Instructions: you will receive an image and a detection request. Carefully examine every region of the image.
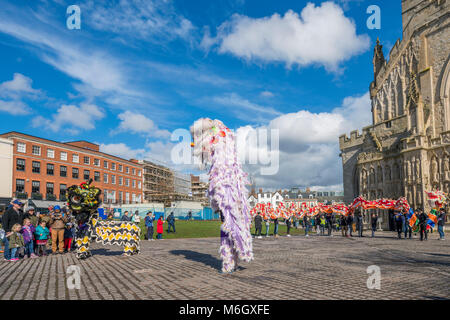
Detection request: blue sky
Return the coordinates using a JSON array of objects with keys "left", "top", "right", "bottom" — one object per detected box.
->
[{"left": 0, "top": 0, "right": 403, "bottom": 191}]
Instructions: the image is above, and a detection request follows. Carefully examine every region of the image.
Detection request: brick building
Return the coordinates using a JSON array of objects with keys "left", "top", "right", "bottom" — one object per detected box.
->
[{"left": 0, "top": 132, "right": 144, "bottom": 207}]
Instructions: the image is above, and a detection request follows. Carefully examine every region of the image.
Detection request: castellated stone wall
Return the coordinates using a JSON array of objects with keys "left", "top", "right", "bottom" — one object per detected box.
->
[{"left": 339, "top": 0, "right": 450, "bottom": 229}]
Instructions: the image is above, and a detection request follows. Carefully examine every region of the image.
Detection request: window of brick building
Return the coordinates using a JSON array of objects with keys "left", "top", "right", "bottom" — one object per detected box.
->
[
  {"left": 60, "top": 151, "right": 68, "bottom": 161},
  {"left": 60, "top": 184, "right": 67, "bottom": 199},
  {"left": 60, "top": 165, "right": 67, "bottom": 177},
  {"left": 47, "top": 163, "right": 54, "bottom": 175},
  {"left": 111, "top": 163, "right": 116, "bottom": 170},
  {"left": 32, "top": 181, "right": 40, "bottom": 193},
  {"left": 16, "top": 179, "right": 25, "bottom": 192},
  {"left": 32, "top": 161, "right": 40, "bottom": 173},
  {"left": 16, "top": 158, "right": 25, "bottom": 171},
  {"left": 32, "top": 145, "right": 41, "bottom": 156},
  {"left": 72, "top": 168, "right": 79, "bottom": 179},
  {"left": 84, "top": 170, "right": 90, "bottom": 180},
  {"left": 73, "top": 154, "right": 79, "bottom": 163},
  {"left": 46, "top": 182, "right": 54, "bottom": 195},
  {"left": 47, "top": 149, "right": 55, "bottom": 158},
  {"left": 94, "top": 171, "right": 100, "bottom": 182},
  {"left": 17, "top": 142, "right": 26, "bottom": 153},
  {"left": 111, "top": 175, "right": 116, "bottom": 184},
  {"left": 94, "top": 158, "right": 100, "bottom": 166},
  {"left": 119, "top": 176, "right": 123, "bottom": 186},
  {"left": 119, "top": 164, "right": 123, "bottom": 172},
  {"left": 84, "top": 156, "right": 90, "bottom": 165},
  {"left": 104, "top": 160, "right": 109, "bottom": 169},
  {"left": 104, "top": 173, "right": 108, "bottom": 183}
]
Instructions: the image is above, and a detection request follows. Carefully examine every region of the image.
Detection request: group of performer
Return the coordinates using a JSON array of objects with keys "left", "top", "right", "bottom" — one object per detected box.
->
[{"left": 251, "top": 206, "right": 447, "bottom": 241}]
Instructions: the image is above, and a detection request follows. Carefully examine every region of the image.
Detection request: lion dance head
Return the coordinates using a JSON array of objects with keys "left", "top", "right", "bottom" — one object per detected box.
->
[{"left": 67, "top": 179, "right": 102, "bottom": 224}]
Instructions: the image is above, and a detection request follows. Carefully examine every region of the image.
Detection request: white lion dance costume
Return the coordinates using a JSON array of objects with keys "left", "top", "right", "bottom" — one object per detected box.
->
[{"left": 190, "top": 118, "right": 253, "bottom": 273}]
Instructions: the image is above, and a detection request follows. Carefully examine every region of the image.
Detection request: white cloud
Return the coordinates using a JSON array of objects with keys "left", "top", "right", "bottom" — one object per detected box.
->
[
  {"left": 0, "top": 100, "right": 31, "bottom": 115},
  {"left": 236, "top": 92, "right": 371, "bottom": 190},
  {"left": 146, "top": 61, "right": 231, "bottom": 87},
  {"left": 260, "top": 91, "right": 274, "bottom": 98},
  {"left": 207, "top": 1, "right": 370, "bottom": 71},
  {"left": 100, "top": 143, "right": 145, "bottom": 160},
  {"left": 84, "top": 0, "right": 195, "bottom": 43},
  {"left": 212, "top": 92, "right": 282, "bottom": 122},
  {"left": 116, "top": 111, "right": 171, "bottom": 138},
  {"left": 0, "top": 73, "right": 40, "bottom": 95},
  {"left": 0, "top": 73, "right": 40, "bottom": 115},
  {"left": 33, "top": 103, "right": 105, "bottom": 133},
  {"left": 0, "top": 4, "right": 160, "bottom": 114}
]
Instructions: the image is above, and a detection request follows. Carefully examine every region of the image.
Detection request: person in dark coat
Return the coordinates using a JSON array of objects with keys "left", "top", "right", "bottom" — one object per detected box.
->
[
  {"left": 346, "top": 213, "right": 354, "bottom": 237},
  {"left": 340, "top": 215, "right": 348, "bottom": 237},
  {"left": 325, "top": 212, "right": 333, "bottom": 236},
  {"left": 403, "top": 212, "right": 412, "bottom": 239},
  {"left": 315, "top": 215, "right": 321, "bottom": 235},
  {"left": 167, "top": 212, "right": 176, "bottom": 233},
  {"left": 120, "top": 211, "right": 131, "bottom": 221},
  {"left": 254, "top": 212, "right": 263, "bottom": 238},
  {"left": 437, "top": 207, "right": 446, "bottom": 240},
  {"left": 303, "top": 215, "right": 310, "bottom": 237},
  {"left": 417, "top": 209, "right": 428, "bottom": 241},
  {"left": 394, "top": 210, "right": 403, "bottom": 239},
  {"left": 2, "top": 200, "right": 24, "bottom": 260},
  {"left": 356, "top": 212, "right": 364, "bottom": 237},
  {"left": 285, "top": 216, "right": 292, "bottom": 237},
  {"left": 144, "top": 211, "right": 155, "bottom": 241},
  {"left": 371, "top": 213, "right": 378, "bottom": 238}
]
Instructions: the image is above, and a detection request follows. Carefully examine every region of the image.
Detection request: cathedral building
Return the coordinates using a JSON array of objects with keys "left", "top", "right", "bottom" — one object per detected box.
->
[{"left": 339, "top": 0, "right": 449, "bottom": 228}]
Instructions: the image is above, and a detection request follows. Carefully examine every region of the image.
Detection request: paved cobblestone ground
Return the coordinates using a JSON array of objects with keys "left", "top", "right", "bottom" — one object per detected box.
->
[{"left": 0, "top": 231, "right": 449, "bottom": 300}]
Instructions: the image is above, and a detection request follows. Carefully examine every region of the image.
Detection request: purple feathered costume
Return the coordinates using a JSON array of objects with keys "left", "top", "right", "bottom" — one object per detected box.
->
[{"left": 191, "top": 118, "right": 253, "bottom": 273}]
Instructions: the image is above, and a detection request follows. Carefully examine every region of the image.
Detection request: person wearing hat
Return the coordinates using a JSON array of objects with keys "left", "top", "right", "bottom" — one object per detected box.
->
[
  {"left": 25, "top": 207, "right": 39, "bottom": 228},
  {"left": 64, "top": 222, "right": 75, "bottom": 252},
  {"left": 2, "top": 200, "right": 24, "bottom": 260},
  {"left": 49, "top": 205, "right": 68, "bottom": 254}
]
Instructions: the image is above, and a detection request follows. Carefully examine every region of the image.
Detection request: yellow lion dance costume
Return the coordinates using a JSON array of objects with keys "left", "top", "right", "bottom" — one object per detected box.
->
[{"left": 67, "top": 181, "right": 140, "bottom": 259}]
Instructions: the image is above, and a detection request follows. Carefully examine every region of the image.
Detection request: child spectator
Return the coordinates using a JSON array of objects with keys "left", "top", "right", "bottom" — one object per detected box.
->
[
  {"left": 7, "top": 223, "right": 24, "bottom": 261},
  {"left": 39, "top": 212, "right": 51, "bottom": 228},
  {"left": 64, "top": 223, "right": 75, "bottom": 252},
  {"left": 156, "top": 216, "right": 164, "bottom": 239},
  {"left": 21, "top": 218, "right": 37, "bottom": 258},
  {"left": 35, "top": 221, "right": 50, "bottom": 256}
]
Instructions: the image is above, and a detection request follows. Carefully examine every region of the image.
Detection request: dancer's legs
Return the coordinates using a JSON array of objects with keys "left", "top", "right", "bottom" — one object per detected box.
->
[{"left": 220, "top": 230, "right": 237, "bottom": 273}]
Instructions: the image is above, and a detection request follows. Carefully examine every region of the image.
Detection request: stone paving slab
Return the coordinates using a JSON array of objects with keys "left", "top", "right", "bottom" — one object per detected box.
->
[{"left": 0, "top": 231, "right": 449, "bottom": 300}]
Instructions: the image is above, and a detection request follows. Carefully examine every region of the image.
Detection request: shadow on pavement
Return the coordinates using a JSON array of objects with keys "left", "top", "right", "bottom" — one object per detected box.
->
[
  {"left": 170, "top": 250, "right": 222, "bottom": 270},
  {"left": 90, "top": 248, "right": 123, "bottom": 256}
]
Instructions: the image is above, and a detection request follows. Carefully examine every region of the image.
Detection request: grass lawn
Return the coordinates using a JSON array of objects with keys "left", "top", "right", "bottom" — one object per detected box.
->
[{"left": 136, "top": 220, "right": 314, "bottom": 240}]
